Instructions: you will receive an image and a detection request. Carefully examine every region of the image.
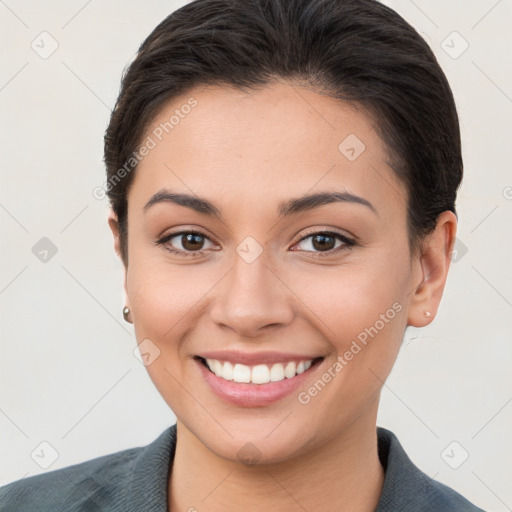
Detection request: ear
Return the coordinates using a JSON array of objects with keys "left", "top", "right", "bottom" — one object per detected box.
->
[
  {"left": 107, "top": 207, "right": 122, "bottom": 259},
  {"left": 407, "top": 211, "right": 457, "bottom": 327},
  {"left": 107, "top": 207, "right": 129, "bottom": 295}
]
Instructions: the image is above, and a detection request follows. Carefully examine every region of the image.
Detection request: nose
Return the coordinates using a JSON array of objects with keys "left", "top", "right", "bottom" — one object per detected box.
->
[{"left": 209, "top": 250, "right": 294, "bottom": 339}]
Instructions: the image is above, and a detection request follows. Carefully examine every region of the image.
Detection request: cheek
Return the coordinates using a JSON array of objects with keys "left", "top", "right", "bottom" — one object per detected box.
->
[
  {"left": 291, "top": 268, "right": 407, "bottom": 419},
  {"left": 290, "top": 257, "right": 409, "bottom": 387},
  {"left": 126, "top": 261, "right": 200, "bottom": 349},
  {"left": 296, "top": 257, "right": 407, "bottom": 335},
  {"left": 125, "top": 262, "right": 201, "bottom": 411}
]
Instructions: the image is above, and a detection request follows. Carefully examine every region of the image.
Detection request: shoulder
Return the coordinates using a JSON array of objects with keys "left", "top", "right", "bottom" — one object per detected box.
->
[
  {"left": 0, "top": 425, "right": 177, "bottom": 512},
  {"left": 0, "top": 446, "right": 140, "bottom": 512},
  {"left": 376, "top": 427, "right": 487, "bottom": 512}
]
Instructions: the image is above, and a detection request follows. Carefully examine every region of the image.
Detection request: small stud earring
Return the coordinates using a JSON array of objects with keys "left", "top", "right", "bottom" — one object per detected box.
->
[
  {"left": 423, "top": 310, "right": 431, "bottom": 318},
  {"left": 123, "top": 306, "right": 132, "bottom": 323}
]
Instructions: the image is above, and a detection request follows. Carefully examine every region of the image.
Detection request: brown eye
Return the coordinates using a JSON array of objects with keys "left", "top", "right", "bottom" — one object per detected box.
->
[
  {"left": 293, "top": 230, "right": 355, "bottom": 257},
  {"left": 180, "top": 233, "right": 206, "bottom": 251},
  {"left": 156, "top": 230, "right": 215, "bottom": 257},
  {"left": 311, "top": 233, "right": 337, "bottom": 251}
]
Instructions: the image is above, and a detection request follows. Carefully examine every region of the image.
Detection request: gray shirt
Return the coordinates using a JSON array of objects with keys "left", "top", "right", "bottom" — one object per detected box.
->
[{"left": 0, "top": 425, "right": 486, "bottom": 511}]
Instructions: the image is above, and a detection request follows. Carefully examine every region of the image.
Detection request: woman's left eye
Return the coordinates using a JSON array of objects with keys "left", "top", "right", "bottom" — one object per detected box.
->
[
  {"left": 292, "top": 231, "right": 355, "bottom": 257},
  {"left": 156, "top": 229, "right": 355, "bottom": 258}
]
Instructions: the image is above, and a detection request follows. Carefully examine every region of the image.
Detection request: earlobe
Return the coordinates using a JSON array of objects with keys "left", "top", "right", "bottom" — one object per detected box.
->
[{"left": 407, "top": 211, "right": 457, "bottom": 327}]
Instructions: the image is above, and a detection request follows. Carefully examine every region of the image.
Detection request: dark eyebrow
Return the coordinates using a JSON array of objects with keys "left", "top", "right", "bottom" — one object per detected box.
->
[
  {"left": 143, "top": 189, "right": 223, "bottom": 217},
  {"left": 143, "top": 188, "right": 377, "bottom": 218},
  {"left": 278, "top": 190, "right": 377, "bottom": 217}
]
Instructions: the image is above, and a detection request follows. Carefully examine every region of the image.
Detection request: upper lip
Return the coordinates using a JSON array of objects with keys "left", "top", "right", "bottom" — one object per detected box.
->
[{"left": 195, "top": 350, "right": 324, "bottom": 365}]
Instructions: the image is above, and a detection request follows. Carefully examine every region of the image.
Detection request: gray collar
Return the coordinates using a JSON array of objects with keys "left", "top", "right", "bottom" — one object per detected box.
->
[{"left": 125, "top": 424, "right": 484, "bottom": 511}]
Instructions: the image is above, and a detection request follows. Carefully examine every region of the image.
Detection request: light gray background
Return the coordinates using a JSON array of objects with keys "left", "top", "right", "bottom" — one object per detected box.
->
[{"left": 0, "top": 1, "right": 511, "bottom": 510}]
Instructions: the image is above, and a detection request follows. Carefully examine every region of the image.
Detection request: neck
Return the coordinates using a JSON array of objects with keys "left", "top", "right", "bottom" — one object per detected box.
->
[{"left": 168, "top": 404, "right": 385, "bottom": 512}]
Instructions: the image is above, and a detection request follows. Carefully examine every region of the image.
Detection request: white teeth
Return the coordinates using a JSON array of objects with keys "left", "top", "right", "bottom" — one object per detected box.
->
[
  {"left": 251, "top": 364, "right": 271, "bottom": 384},
  {"left": 233, "top": 363, "right": 251, "bottom": 383},
  {"left": 207, "top": 359, "right": 222, "bottom": 377},
  {"left": 203, "top": 358, "right": 316, "bottom": 384},
  {"left": 222, "top": 361, "right": 234, "bottom": 381},
  {"left": 270, "top": 363, "right": 285, "bottom": 381},
  {"left": 284, "top": 361, "right": 296, "bottom": 379}
]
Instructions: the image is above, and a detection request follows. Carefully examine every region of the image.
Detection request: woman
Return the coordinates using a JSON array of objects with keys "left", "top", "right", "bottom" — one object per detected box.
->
[{"left": 0, "top": 0, "right": 487, "bottom": 510}]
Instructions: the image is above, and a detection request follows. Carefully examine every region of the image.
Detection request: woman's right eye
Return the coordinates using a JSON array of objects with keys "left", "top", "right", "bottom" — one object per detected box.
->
[{"left": 156, "top": 230, "right": 216, "bottom": 257}]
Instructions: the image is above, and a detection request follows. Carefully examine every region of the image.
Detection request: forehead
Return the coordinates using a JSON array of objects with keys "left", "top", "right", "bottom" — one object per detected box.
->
[{"left": 127, "top": 80, "right": 406, "bottom": 221}]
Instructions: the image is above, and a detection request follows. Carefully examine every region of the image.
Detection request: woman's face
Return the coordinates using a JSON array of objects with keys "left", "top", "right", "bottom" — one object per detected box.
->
[{"left": 112, "top": 80, "right": 431, "bottom": 463}]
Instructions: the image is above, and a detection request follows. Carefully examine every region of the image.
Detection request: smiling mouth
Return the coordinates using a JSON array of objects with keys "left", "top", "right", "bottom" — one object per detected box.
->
[{"left": 194, "top": 356, "right": 324, "bottom": 384}]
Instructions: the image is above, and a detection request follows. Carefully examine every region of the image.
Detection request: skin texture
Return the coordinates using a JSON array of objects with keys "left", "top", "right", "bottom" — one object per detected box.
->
[{"left": 108, "top": 80, "right": 457, "bottom": 511}]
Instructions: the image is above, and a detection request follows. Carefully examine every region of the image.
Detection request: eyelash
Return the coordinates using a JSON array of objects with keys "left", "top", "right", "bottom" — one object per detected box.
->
[{"left": 155, "top": 227, "right": 356, "bottom": 259}]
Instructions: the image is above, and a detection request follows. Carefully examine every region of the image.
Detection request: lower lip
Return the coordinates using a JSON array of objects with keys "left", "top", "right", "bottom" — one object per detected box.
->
[{"left": 195, "top": 358, "right": 324, "bottom": 407}]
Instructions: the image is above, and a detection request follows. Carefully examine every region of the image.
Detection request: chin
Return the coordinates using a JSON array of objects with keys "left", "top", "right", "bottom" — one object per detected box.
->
[{"left": 190, "top": 415, "right": 323, "bottom": 466}]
